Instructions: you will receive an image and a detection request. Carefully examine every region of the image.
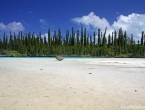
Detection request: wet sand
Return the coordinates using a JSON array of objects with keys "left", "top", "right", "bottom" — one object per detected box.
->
[{"left": 0, "top": 58, "right": 145, "bottom": 110}]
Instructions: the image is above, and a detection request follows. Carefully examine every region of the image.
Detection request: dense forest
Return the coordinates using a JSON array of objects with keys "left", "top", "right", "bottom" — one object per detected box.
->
[{"left": 0, "top": 27, "right": 145, "bottom": 57}]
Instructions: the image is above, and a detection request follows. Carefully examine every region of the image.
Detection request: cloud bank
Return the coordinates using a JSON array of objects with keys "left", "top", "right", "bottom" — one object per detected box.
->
[
  {"left": 72, "top": 12, "right": 145, "bottom": 39},
  {"left": 0, "top": 21, "right": 25, "bottom": 33}
]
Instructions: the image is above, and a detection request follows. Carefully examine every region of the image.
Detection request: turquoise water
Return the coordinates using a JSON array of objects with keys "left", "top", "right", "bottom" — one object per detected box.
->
[
  {"left": 0, "top": 56, "right": 144, "bottom": 62},
  {"left": 0, "top": 57, "right": 144, "bottom": 71},
  {"left": 0, "top": 56, "right": 144, "bottom": 59}
]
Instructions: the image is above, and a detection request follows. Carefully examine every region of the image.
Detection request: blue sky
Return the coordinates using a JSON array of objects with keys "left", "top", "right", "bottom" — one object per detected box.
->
[{"left": 0, "top": 0, "right": 145, "bottom": 40}]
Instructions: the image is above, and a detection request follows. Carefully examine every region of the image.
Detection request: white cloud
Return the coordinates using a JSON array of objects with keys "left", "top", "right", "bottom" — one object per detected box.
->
[
  {"left": 72, "top": 12, "right": 114, "bottom": 36},
  {"left": 0, "top": 21, "right": 25, "bottom": 33},
  {"left": 39, "top": 19, "right": 48, "bottom": 29},
  {"left": 72, "top": 12, "right": 145, "bottom": 40},
  {"left": 112, "top": 13, "right": 145, "bottom": 39},
  {"left": 41, "top": 31, "right": 54, "bottom": 39},
  {"left": 29, "top": 11, "right": 34, "bottom": 14},
  {"left": 39, "top": 19, "right": 48, "bottom": 26},
  {"left": 21, "top": 20, "right": 31, "bottom": 27},
  {"left": 72, "top": 12, "right": 108, "bottom": 29},
  {"left": 41, "top": 33, "right": 48, "bottom": 39}
]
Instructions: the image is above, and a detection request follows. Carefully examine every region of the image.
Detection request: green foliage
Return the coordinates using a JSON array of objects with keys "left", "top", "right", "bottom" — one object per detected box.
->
[
  {"left": 0, "top": 27, "right": 145, "bottom": 57},
  {"left": 6, "top": 50, "right": 24, "bottom": 56}
]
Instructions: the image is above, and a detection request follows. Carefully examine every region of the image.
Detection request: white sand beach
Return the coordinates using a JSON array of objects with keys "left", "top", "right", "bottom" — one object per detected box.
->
[{"left": 0, "top": 58, "right": 145, "bottom": 110}]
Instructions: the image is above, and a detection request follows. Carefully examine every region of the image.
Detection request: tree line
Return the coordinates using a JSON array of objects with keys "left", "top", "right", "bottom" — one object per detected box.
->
[{"left": 0, "top": 27, "right": 145, "bottom": 57}]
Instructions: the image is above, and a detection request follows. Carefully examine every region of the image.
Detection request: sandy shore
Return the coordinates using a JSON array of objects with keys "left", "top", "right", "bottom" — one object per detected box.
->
[{"left": 0, "top": 58, "right": 145, "bottom": 110}]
